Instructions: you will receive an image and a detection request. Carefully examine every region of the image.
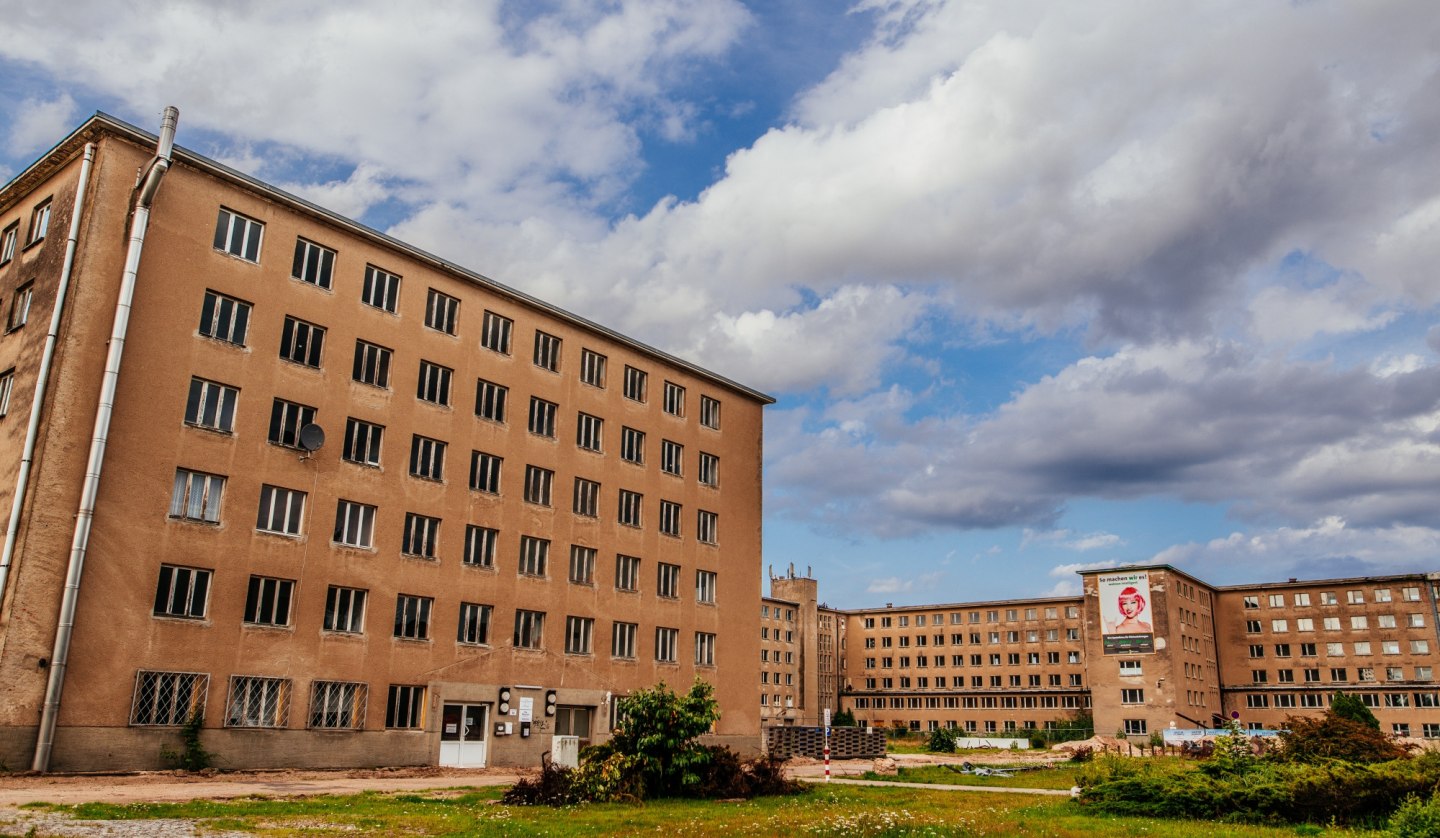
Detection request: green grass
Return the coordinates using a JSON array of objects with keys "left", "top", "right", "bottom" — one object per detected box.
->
[
  {"left": 28, "top": 784, "right": 1386, "bottom": 837},
  {"left": 859, "top": 763, "right": 1084, "bottom": 789}
]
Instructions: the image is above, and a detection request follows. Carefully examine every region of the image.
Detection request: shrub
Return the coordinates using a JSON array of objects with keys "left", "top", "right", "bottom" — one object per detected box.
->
[
  {"left": 502, "top": 760, "right": 580, "bottom": 806},
  {"left": 1331, "top": 691, "right": 1381, "bottom": 729},
  {"left": 1068, "top": 746, "right": 1094, "bottom": 763},
  {"left": 1390, "top": 792, "right": 1440, "bottom": 837},
  {"left": 609, "top": 678, "right": 720, "bottom": 797},
  {"left": 926, "top": 726, "right": 959, "bottom": 753},
  {"left": 1277, "top": 711, "right": 1410, "bottom": 764},
  {"left": 831, "top": 708, "right": 857, "bottom": 728}
]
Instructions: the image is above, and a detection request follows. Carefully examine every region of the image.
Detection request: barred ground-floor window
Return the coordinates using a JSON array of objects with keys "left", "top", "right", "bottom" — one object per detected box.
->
[
  {"left": 130, "top": 670, "right": 209, "bottom": 726},
  {"left": 226, "top": 675, "right": 291, "bottom": 728},
  {"left": 309, "top": 680, "right": 368, "bottom": 730}
]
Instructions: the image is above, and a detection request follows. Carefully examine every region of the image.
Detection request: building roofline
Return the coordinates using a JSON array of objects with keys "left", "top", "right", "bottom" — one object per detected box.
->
[
  {"left": 2, "top": 112, "right": 775, "bottom": 406},
  {"left": 835, "top": 594, "right": 1083, "bottom": 615},
  {"left": 1213, "top": 571, "right": 1437, "bottom": 592}
]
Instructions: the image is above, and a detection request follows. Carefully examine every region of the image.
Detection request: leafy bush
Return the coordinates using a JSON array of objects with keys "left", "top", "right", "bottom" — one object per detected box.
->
[
  {"left": 609, "top": 678, "right": 720, "bottom": 797},
  {"left": 502, "top": 760, "right": 580, "bottom": 806},
  {"left": 1390, "top": 792, "right": 1440, "bottom": 837},
  {"left": 926, "top": 727, "right": 959, "bottom": 753},
  {"left": 831, "top": 708, "right": 857, "bottom": 728},
  {"left": 1277, "top": 711, "right": 1410, "bottom": 764},
  {"left": 1331, "top": 691, "right": 1381, "bottom": 729},
  {"left": 1076, "top": 751, "right": 1440, "bottom": 826}
]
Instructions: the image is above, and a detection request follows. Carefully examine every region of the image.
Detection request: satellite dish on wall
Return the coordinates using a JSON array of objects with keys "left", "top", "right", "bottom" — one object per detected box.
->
[{"left": 298, "top": 423, "right": 326, "bottom": 453}]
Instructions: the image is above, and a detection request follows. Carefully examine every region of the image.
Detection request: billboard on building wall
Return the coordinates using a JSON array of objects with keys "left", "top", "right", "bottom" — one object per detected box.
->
[{"left": 1098, "top": 570, "right": 1155, "bottom": 654}]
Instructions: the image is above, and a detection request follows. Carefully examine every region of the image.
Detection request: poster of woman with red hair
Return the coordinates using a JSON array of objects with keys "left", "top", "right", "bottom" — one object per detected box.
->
[{"left": 1098, "top": 571, "right": 1155, "bottom": 653}]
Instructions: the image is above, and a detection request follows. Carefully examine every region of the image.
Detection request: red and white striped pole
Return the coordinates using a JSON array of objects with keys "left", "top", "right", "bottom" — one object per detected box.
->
[{"left": 824, "top": 708, "right": 832, "bottom": 782}]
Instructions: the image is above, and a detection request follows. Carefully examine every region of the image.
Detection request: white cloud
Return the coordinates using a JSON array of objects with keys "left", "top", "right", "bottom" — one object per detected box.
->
[
  {"left": 6, "top": 93, "right": 77, "bottom": 157},
  {"left": 866, "top": 576, "right": 912, "bottom": 594}
]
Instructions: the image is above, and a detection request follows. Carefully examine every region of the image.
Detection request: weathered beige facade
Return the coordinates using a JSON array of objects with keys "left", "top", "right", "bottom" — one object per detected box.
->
[{"left": 0, "top": 114, "right": 771, "bottom": 771}]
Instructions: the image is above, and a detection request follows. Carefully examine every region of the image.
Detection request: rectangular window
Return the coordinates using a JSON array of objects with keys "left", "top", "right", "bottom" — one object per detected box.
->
[
  {"left": 481, "top": 310, "right": 512, "bottom": 354},
  {"left": 268, "top": 398, "right": 316, "bottom": 448},
  {"left": 458, "top": 602, "right": 492, "bottom": 644},
  {"left": 573, "top": 477, "right": 599, "bottom": 517},
  {"left": 393, "top": 594, "right": 433, "bottom": 640},
  {"left": 577, "top": 413, "right": 603, "bottom": 452},
  {"left": 185, "top": 378, "right": 238, "bottom": 433},
  {"left": 402, "top": 512, "right": 440, "bottom": 559},
  {"left": 697, "top": 510, "right": 718, "bottom": 545},
  {"left": 620, "top": 427, "right": 645, "bottom": 464},
  {"left": 385, "top": 685, "right": 425, "bottom": 729},
  {"left": 409, "top": 435, "right": 446, "bottom": 481},
  {"left": 0, "top": 369, "right": 11, "bottom": 419},
  {"left": 524, "top": 465, "right": 554, "bottom": 506},
  {"left": 518, "top": 535, "right": 550, "bottom": 576},
  {"left": 657, "top": 562, "right": 680, "bottom": 598},
  {"left": 565, "top": 616, "right": 594, "bottom": 655},
  {"left": 352, "top": 340, "right": 392, "bottom": 388},
  {"left": 623, "top": 365, "right": 647, "bottom": 402},
  {"left": 424, "top": 288, "right": 459, "bottom": 334},
  {"left": 659, "top": 500, "right": 682, "bottom": 537},
  {"left": 7, "top": 282, "right": 32, "bottom": 331},
  {"left": 130, "top": 671, "right": 208, "bottom": 726},
  {"left": 1412, "top": 640, "right": 1431, "bottom": 654},
  {"left": 333, "top": 499, "right": 376, "bottom": 548},
  {"left": 699, "top": 452, "right": 719, "bottom": 487},
  {"left": 361, "top": 265, "right": 400, "bottom": 312},
  {"left": 1272, "top": 619, "right": 1288, "bottom": 632},
  {"left": 695, "top": 632, "right": 716, "bottom": 666},
  {"left": 470, "top": 451, "right": 502, "bottom": 493},
  {"left": 0, "top": 223, "right": 16, "bottom": 264},
  {"left": 616, "top": 554, "right": 640, "bottom": 592},
  {"left": 663, "top": 381, "right": 685, "bottom": 416},
  {"left": 213, "top": 207, "right": 263, "bottom": 262},
  {"left": 279, "top": 316, "right": 325, "bottom": 367},
  {"left": 225, "top": 676, "right": 291, "bottom": 728},
  {"left": 199, "top": 289, "right": 251, "bottom": 345},
  {"left": 569, "top": 545, "right": 596, "bottom": 584},
  {"left": 291, "top": 238, "right": 335, "bottom": 289},
  {"left": 169, "top": 468, "right": 225, "bottom": 523},
  {"left": 1404, "top": 586, "right": 1423, "bottom": 602},
  {"left": 534, "top": 331, "right": 561, "bottom": 371},
  {"left": 655, "top": 626, "right": 679, "bottom": 662},
  {"left": 153, "top": 565, "right": 211, "bottom": 619},
  {"left": 618, "top": 489, "right": 643, "bottom": 527},
  {"left": 528, "top": 397, "right": 557, "bottom": 437},
  {"left": 323, "top": 586, "right": 366, "bottom": 634},
  {"left": 309, "top": 681, "right": 366, "bottom": 730},
  {"left": 700, "top": 395, "right": 721, "bottom": 430},
  {"left": 696, "top": 570, "right": 717, "bottom": 604},
  {"left": 244, "top": 575, "right": 295, "bottom": 626},
  {"left": 343, "top": 418, "right": 383, "bottom": 466},
  {"left": 580, "top": 349, "right": 606, "bottom": 387},
  {"left": 612, "top": 621, "right": 637, "bottom": 658},
  {"left": 417, "top": 361, "right": 453, "bottom": 406},
  {"left": 475, "top": 379, "right": 508, "bottom": 422},
  {"left": 464, "top": 525, "right": 498, "bottom": 568},
  {"left": 661, "top": 440, "right": 683, "bottom": 476},
  {"left": 1294, "top": 592, "right": 1311, "bottom": 606},
  {"left": 256, "top": 485, "right": 305, "bottom": 535},
  {"left": 514, "top": 609, "right": 545, "bottom": 649}
]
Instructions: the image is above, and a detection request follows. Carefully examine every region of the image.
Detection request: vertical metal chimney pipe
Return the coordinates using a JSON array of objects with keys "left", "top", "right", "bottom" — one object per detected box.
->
[{"left": 32, "top": 107, "right": 179, "bottom": 772}]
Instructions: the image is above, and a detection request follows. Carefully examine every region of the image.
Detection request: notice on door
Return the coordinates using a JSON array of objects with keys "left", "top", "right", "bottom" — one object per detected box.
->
[{"left": 518, "top": 697, "right": 534, "bottom": 723}]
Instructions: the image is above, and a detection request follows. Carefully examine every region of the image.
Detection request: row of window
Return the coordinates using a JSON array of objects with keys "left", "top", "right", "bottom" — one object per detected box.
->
[
  {"left": 851, "top": 696, "right": 1090, "bottom": 712},
  {"left": 1242, "top": 691, "right": 1440, "bottom": 711},
  {"left": 862, "top": 673, "right": 1085, "bottom": 689},
  {"left": 0, "top": 197, "right": 51, "bottom": 266},
  {"left": 1246, "top": 640, "right": 1431, "bottom": 658},
  {"left": 1241, "top": 587, "right": 1427, "bottom": 608},
  {"left": 172, "top": 467, "right": 721, "bottom": 547},
  {"left": 1245, "top": 614, "right": 1427, "bottom": 633},
  {"left": 865, "top": 649, "right": 1083, "bottom": 669},
  {"left": 863, "top": 628, "right": 1082, "bottom": 648},
  {"left": 210, "top": 210, "right": 723, "bottom": 427},
  {"left": 861, "top": 606, "right": 1082, "bottom": 629},
  {"left": 1247, "top": 665, "right": 1434, "bottom": 684}
]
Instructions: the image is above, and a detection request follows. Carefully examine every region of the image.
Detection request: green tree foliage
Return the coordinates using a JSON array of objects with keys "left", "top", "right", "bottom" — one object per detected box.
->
[
  {"left": 1330, "top": 691, "right": 1380, "bottom": 729},
  {"left": 608, "top": 678, "right": 721, "bottom": 797},
  {"left": 1276, "top": 711, "right": 1410, "bottom": 764},
  {"left": 1205, "top": 716, "right": 1256, "bottom": 775},
  {"left": 1390, "top": 792, "right": 1440, "bottom": 837},
  {"left": 926, "top": 726, "right": 959, "bottom": 752},
  {"left": 831, "top": 708, "right": 856, "bottom": 727}
]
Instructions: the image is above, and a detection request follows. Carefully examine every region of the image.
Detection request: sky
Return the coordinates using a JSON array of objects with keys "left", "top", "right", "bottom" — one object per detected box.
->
[{"left": 4, "top": 0, "right": 1440, "bottom": 608}]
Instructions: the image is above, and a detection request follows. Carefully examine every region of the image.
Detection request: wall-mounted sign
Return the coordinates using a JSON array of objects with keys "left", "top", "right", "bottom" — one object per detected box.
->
[
  {"left": 1098, "top": 570, "right": 1155, "bottom": 654},
  {"left": 518, "top": 696, "right": 534, "bottom": 723}
]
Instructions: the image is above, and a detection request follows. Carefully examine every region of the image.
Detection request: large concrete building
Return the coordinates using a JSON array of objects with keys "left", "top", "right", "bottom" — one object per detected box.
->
[
  {"left": 765, "top": 566, "right": 1440, "bottom": 742},
  {"left": 0, "top": 111, "right": 771, "bottom": 771}
]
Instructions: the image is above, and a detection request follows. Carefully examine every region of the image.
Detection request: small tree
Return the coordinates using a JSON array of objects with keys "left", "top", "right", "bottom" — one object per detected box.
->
[
  {"left": 926, "top": 726, "right": 959, "bottom": 752},
  {"left": 831, "top": 708, "right": 857, "bottom": 728},
  {"left": 1277, "top": 710, "right": 1410, "bottom": 763},
  {"left": 1330, "top": 691, "right": 1380, "bottom": 730},
  {"left": 608, "top": 678, "right": 720, "bottom": 797},
  {"left": 1206, "top": 716, "right": 1255, "bottom": 775}
]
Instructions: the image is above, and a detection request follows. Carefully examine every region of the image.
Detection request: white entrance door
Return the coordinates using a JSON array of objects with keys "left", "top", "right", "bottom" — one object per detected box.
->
[{"left": 439, "top": 703, "right": 488, "bottom": 767}]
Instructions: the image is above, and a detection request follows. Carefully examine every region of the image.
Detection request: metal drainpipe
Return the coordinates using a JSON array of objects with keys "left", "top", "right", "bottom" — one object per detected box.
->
[
  {"left": 32, "top": 107, "right": 178, "bottom": 772},
  {"left": 0, "top": 143, "right": 96, "bottom": 614}
]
